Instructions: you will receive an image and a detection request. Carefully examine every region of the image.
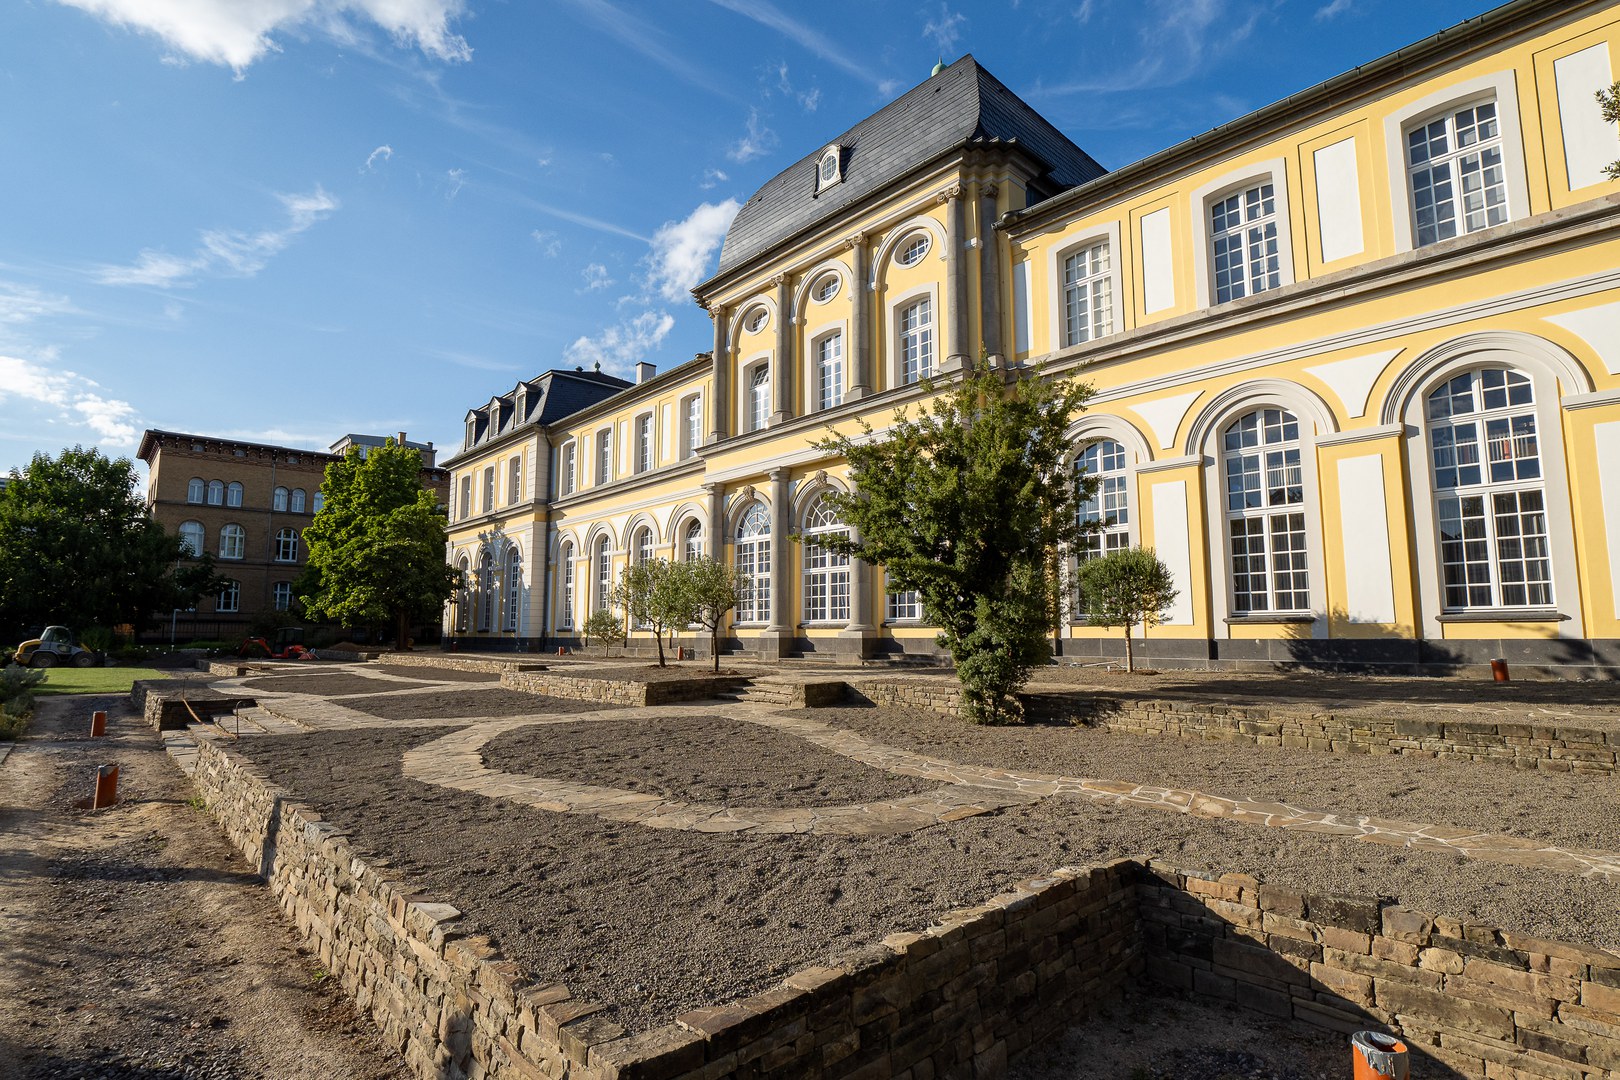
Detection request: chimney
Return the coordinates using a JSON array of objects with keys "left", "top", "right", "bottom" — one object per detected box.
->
[
  {"left": 397, "top": 430, "right": 408, "bottom": 445},
  {"left": 635, "top": 361, "right": 656, "bottom": 384}
]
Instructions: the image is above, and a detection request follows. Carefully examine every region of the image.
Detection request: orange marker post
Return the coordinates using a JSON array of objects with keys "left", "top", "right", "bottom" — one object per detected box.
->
[
  {"left": 1491, "top": 658, "right": 1510, "bottom": 682},
  {"left": 91, "top": 764, "right": 119, "bottom": 810},
  {"left": 1351, "top": 1031, "right": 1408, "bottom": 1080},
  {"left": 89, "top": 710, "right": 107, "bottom": 737}
]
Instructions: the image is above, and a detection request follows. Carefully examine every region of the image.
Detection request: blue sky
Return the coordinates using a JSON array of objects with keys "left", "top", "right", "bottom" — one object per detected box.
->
[{"left": 1, "top": 0, "right": 1491, "bottom": 475}]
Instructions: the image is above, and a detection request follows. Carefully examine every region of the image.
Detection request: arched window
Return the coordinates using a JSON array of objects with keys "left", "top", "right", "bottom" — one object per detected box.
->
[
  {"left": 594, "top": 536, "right": 613, "bottom": 613},
  {"left": 1223, "top": 408, "right": 1308, "bottom": 614},
  {"left": 558, "top": 542, "right": 576, "bottom": 629},
  {"left": 682, "top": 519, "right": 703, "bottom": 562},
  {"left": 226, "top": 482, "right": 243, "bottom": 508},
  {"left": 273, "top": 582, "right": 293, "bottom": 611},
  {"left": 219, "top": 523, "right": 245, "bottom": 560},
  {"left": 478, "top": 549, "right": 495, "bottom": 631},
  {"left": 456, "top": 556, "right": 470, "bottom": 632},
  {"left": 633, "top": 526, "right": 653, "bottom": 565},
  {"left": 747, "top": 364, "right": 770, "bottom": 432},
  {"left": 1426, "top": 367, "right": 1550, "bottom": 609},
  {"left": 272, "top": 486, "right": 288, "bottom": 512},
  {"left": 187, "top": 477, "right": 205, "bottom": 504},
  {"left": 735, "top": 502, "right": 771, "bottom": 623},
  {"left": 290, "top": 488, "right": 306, "bottom": 513},
  {"left": 1076, "top": 440, "right": 1131, "bottom": 560},
  {"left": 275, "top": 527, "right": 299, "bottom": 562},
  {"left": 505, "top": 546, "right": 522, "bottom": 632},
  {"left": 207, "top": 480, "right": 224, "bottom": 506},
  {"left": 801, "top": 496, "right": 850, "bottom": 623},
  {"left": 216, "top": 579, "right": 240, "bottom": 613},
  {"left": 178, "top": 521, "right": 204, "bottom": 557}
]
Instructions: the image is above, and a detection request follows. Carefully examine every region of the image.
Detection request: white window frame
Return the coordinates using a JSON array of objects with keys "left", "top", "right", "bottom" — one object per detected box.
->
[
  {"left": 1220, "top": 408, "right": 1311, "bottom": 616},
  {"left": 681, "top": 518, "right": 704, "bottom": 562},
  {"left": 734, "top": 501, "right": 771, "bottom": 624},
  {"left": 273, "top": 486, "right": 288, "bottom": 512},
  {"left": 290, "top": 488, "right": 306, "bottom": 513},
  {"left": 505, "top": 545, "right": 522, "bottom": 632},
  {"left": 219, "top": 523, "right": 245, "bottom": 560},
  {"left": 456, "top": 556, "right": 471, "bottom": 632},
  {"left": 742, "top": 359, "right": 771, "bottom": 433},
  {"left": 634, "top": 412, "right": 654, "bottom": 474},
  {"left": 275, "top": 527, "right": 299, "bottom": 563},
  {"left": 207, "top": 480, "right": 224, "bottom": 506},
  {"left": 1190, "top": 160, "right": 1294, "bottom": 309},
  {"left": 595, "top": 428, "right": 613, "bottom": 485},
  {"left": 482, "top": 466, "right": 495, "bottom": 513},
  {"left": 558, "top": 542, "right": 576, "bottom": 629},
  {"left": 459, "top": 475, "right": 471, "bottom": 520},
  {"left": 187, "top": 477, "right": 205, "bottom": 504},
  {"left": 809, "top": 325, "right": 846, "bottom": 413},
  {"left": 885, "top": 578, "right": 922, "bottom": 624},
  {"left": 810, "top": 272, "right": 841, "bottom": 304},
  {"left": 227, "top": 482, "right": 244, "bottom": 508},
  {"left": 895, "top": 232, "right": 931, "bottom": 268},
  {"left": 888, "top": 283, "right": 938, "bottom": 388},
  {"left": 1071, "top": 438, "right": 1134, "bottom": 619},
  {"left": 679, "top": 395, "right": 703, "bottom": 460},
  {"left": 179, "top": 520, "right": 204, "bottom": 557},
  {"left": 478, "top": 550, "right": 495, "bottom": 631},
  {"left": 217, "top": 579, "right": 240, "bottom": 613},
  {"left": 1047, "top": 223, "right": 1121, "bottom": 351},
  {"left": 508, "top": 456, "right": 523, "bottom": 504},
  {"left": 559, "top": 441, "right": 577, "bottom": 496},
  {"left": 800, "top": 495, "right": 850, "bottom": 624},
  {"left": 593, "top": 535, "right": 613, "bottom": 613},
  {"left": 273, "top": 582, "right": 293, "bottom": 612},
  {"left": 1382, "top": 71, "right": 1529, "bottom": 254}
]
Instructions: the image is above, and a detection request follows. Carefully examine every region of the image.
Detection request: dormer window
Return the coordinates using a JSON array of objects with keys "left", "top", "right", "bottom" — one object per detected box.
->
[{"left": 817, "top": 145, "right": 843, "bottom": 192}]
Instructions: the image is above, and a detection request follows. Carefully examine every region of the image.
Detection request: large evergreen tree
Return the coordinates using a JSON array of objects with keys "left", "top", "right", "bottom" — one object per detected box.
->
[
  {"left": 297, "top": 440, "right": 458, "bottom": 650},
  {"left": 816, "top": 363, "right": 1096, "bottom": 722},
  {"left": 0, "top": 446, "right": 218, "bottom": 640}
]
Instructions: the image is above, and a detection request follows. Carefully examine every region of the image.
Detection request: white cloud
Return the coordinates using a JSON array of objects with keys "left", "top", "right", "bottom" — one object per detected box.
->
[
  {"left": 580, "top": 263, "right": 613, "bottom": 291},
  {"left": 362, "top": 144, "right": 393, "bottom": 171},
  {"left": 1315, "top": 0, "right": 1354, "bottom": 18},
  {"left": 921, "top": 4, "right": 966, "bottom": 53},
  {"left": 52, "top": 0, "right": 472, "bottom": 72},
  {"left": 705, "top": 0, "right": 882, "bottom": 89},
  {"left": 96, "top": 186, "right": 339, "bottom": 287},
  {"left": 0, "top": 353, "right": 140, "bottom": 445},
  {"left": 772, "top": 61, "right": 820, "bottom": 111},
  {"left": 645, "top": 200, "right": 740, "bottom": 303},
  {"left": 727, "top": 108, "right": 777, "bottom": 163},
  {"left": 0, "top": 282, "right": 75, "bottom": 329},
  {"left": 445, "top": 167, "right": 467, "bottom": 199},
  {"left": 530, "top": 229, "right": 562, "bottom": 256},
  {"left": 699, "top": 168, "right": 729, "bottom": 190},
  {"left": 563, "top": 311, "right": 675, "bottom": 376}
]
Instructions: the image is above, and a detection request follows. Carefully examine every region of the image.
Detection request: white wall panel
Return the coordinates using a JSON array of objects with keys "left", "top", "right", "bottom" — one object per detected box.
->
[
  {"left": 1313, "top": 138, "right": 1365, "bottom": 263},
  {"left": 1336, "top": 454, "right": 1397, "bottom": 623},
  {"left": 1150, "top": 480, "right": 1194, "bottom": 625},
  {"left": 1140, "top": 208, "right": 1175, "bottom": 314},
  {"left": 1554, "top": 43, "right": 1619, "bottom": 191}
]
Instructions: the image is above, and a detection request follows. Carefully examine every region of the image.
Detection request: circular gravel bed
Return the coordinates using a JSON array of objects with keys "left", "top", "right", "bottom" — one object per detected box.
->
[
  {"left": 331, "top": 689, "right": 602, "bottom": 720},
  {"left": 799, "top": 705, "right": 1620, "bottom": 852},
  {"left": 243, "top": 674, "right": 423, "bottom": 697},
  {"left": 371, "top": 664, "right": 500, "bottom": 683},
  {"left": 484, "top": 715, "right": 936, "bottom": 807},
  {"left": 235, "top": 724, "right": 1620, "bottom": 1035}
]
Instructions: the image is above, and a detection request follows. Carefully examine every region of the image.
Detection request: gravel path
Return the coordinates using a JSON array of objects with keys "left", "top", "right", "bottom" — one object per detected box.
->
[
  {"left": 243, "top": 674, "right": 419, "bottom": 697},
  {"left": 371, "top": 665, "right": 499, "bottom": 683},
  {"left": 331, "top": 689, "right": 604, "bottom": 720}
]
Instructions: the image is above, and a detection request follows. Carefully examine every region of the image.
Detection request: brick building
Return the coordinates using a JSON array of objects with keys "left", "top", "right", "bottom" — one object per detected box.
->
[{"left": 138, "top": 429, "right": 450, "bottom": 641}]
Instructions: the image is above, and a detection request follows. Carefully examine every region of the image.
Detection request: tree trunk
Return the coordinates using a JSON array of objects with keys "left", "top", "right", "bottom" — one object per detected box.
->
[
  {"left": 711, "top": 622, "right": 720, "bottom": 673},
  {"left": 394, "top": 608, "right": 411, "bottom": 652},
  {"left": 1123, "top": 620, "right": 1135, "bottom": 673},
  {"left": 654, "top": 623, "right": 666, "bottom": 666}
]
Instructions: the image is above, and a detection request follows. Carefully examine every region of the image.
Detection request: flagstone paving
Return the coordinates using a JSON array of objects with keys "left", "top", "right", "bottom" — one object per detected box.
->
[{"left": 198, "top": 665, "right": 1620, "bottom": 884}]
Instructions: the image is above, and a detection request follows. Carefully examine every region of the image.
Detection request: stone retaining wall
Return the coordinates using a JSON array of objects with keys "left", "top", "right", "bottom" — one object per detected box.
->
[
  {"left": 502, "top": 671, "right": 751, "bottom": 707},
  {"left": 738, "top": 679, "right": 849, "bottom": 708},
  {"left": 131, "top": 681, "right": 250, "bottom": 731},
  {"left": 375, "top": 653, "right": 547, "bottom": 675},
  {"left": 1137, "top": 863, "right": 1620, "bottom": 1078},
  {"left": 851, "top": 680, "right": 1619, "bottom": 775}
]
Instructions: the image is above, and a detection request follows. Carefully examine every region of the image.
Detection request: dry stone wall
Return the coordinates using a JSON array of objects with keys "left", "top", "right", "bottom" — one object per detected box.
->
[
  {"left": 501, "top": 671, "right": 751, "bottom": 707},
  {"left": 373, "top": 653, "right": 547, "bottom": 675}
]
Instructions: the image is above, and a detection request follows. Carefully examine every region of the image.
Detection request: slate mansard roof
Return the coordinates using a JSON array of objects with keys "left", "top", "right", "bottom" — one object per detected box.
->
[
  {"left": 452, "top": 368, "right": 632, "bottom": 460},
  {"left": 710, "top": 55, "right": 1107, "bottom": 283}
]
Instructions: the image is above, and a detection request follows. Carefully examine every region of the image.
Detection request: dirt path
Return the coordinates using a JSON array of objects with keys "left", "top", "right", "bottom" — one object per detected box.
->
[{"left": 0, "top": 694, "right": 407, "bottom": 1080}]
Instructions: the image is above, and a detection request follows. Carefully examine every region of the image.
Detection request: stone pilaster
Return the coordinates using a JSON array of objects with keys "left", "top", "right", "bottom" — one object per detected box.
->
[
  {"left": 942, "top": 185, "right": 968, "bottom": 373},
  {"left": 846, "top": 233, "right": 872, "bottom": 400},
  {"left": 709, "top": 304, "right": 729, "bottom": 444},
  {"left": 771, "top": 275, "right": 793, "bottom": 425},
  {"left": 757, "top": 468, "right": 794, "bottom": 657},
  {"left": 978, "top": 183, "right": 1003, "bottom": 367}
]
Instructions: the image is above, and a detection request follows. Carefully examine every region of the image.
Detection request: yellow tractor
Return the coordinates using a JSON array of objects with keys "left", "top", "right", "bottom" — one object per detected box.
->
[{"left": 13, "top": 626, "right": 98, "bottom": 668}]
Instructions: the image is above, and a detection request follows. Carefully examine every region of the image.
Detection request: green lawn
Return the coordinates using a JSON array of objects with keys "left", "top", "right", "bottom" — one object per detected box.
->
[{"left": 32, "top": 667, "right": 169, "bottom": 696}]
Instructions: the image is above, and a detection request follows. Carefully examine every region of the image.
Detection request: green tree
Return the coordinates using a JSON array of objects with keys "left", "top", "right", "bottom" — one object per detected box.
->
[
  {"left": 1600, "top": 82, "right": 1620, "bottom": 181},
  {"left": 0, "top": 446, "right": 219, "bottom": 641},
  {"left": 816, "top": 363, "right": 1096, "bottom": 723},
  {"left": 1073, "top": 547, "right": 1179, "bottom": 673},
  {"left": 613, "top": 558, "right": 695, "bottom": 666},
  {"left": 679, "top": 556, "right": 745, "bottom": 673},
  {"left": 297, "top": 439, "right": 458, "bottom": 651},
  {"left": 582, "top": 607, "right": 626, "bottom": 657}
]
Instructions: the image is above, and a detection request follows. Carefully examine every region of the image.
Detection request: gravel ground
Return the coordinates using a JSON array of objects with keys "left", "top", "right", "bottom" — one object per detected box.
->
[
  {"left": 370, "top": 665, "right": 499, "bottom": 683},
  {"left": 535, "top": 663, "right": 753, "bottom": 682},
  {"left": 486, "top": 715, "right": 936, "bottom": 807},
  {"left": 242, "top": 674, "right": 421, "bottom": 697},
  {"left": 331, "top": 689, "right": 604, "bottom": 720},
  {"left": 234, "top": 721, "right": 1620, "bottom": 1035},
  {"left": 799, "top": 705, "right": 1620, "bottom": 852}
]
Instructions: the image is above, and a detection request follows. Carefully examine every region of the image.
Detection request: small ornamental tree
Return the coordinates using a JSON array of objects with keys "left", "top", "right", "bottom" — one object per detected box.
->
[
  {"left": 815, "top": 362, "right": 1097, "bottom": 723},
  {"left": 583, "top": 608, "right": 626, "bottom": 657},
  {"left": 1599, "top": 82, "right": 1620, "bottom": 181},
  {"left": 680, "top": 556, "right": 745, "bottom": 673},
  {"left": 1073, "top": 547, "right": 1179, "bottom": 673},
  {"left": 297, "top": 439, "right": 458, "bottom": 651},
  {"left": 613, "top": 558, "right": 692, "bottom": 666}
]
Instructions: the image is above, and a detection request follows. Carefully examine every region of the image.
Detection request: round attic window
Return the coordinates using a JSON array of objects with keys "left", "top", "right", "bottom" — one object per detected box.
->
[
  {"left": 811, "top": 273, "right": 840, "bottom": 303},
  {"left": 818, "top": 149, "right": 839, "bottom": 186},
  {"left": 897, "top": 233, "right": 931, "bottom": 267},
  {"left": 745, "top": 306, "right": 769, "bottom": 334}
]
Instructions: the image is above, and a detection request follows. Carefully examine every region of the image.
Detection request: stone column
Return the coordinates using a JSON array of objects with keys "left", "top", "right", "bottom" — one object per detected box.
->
[
  {"left": 978, "top": 183, "right": 1003, "bottom": 367},
  {"left": 709, "top": 304, "right": 729, "bottom": 444},
  {"left": 846, "top": 233, "right": 872, "bottom": 400},
  {"left": 703, "top": 482, "right": 725, "bottom": 559},
  {"left": 771, "top": 275, "right": 793, "bottom": 425},
  {"left": 759, "top": 467, "right": 793, "bottom": 657},
  {"left": 942, "top": 185, "right": 968, "bottom": 372},
  {"left": 837, "top": 492, "right": 877, "bottom": 659}
]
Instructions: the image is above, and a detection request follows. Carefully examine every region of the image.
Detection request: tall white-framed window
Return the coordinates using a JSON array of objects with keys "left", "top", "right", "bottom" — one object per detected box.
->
[
  {"left": 217, "top": 580, "right": 240, "bottom": 613},
  {"left": 178, "top": 521, "right": 204, "bottom": 557},
  {"left": 815, "top": 332, "right": 844, "bottom": 411},
  {"left": 482, "top": 467, "right": 495, "bottom": 512},
  {"left": 596, "top": 429, "right": 613, "bottom": 485},
  {"left": 734, "top": 502, "right": 771, "bottom": 623},
  {"left": 558, "top": 542, "right": 575, "bottom": 629},
  {"left": 1223, "top": 408, "right": 1309, "bottom": 614},
  {"left": 746, "top": 363, "right": 771, "bottom": 433},
  {"left": 273, "top": 582, "right": 293, "bottom": 612},
  {"left": 1426, "top": 367, "right": 1551, "bottom": 609},
  {"left": 898, "top": 297, "right": 934, "bottom": 385},
  {"left": 227, "top": 482, "right": 244, "bottom": 508},
  {"left": 635, "top": 414, "right": 653, "bottom": 474},
  {"left": 508, "top": 457, "right": 522, "bottom": 504},
  {"left": 559, "top": 442, "right": 577, "bottom": 496},
  {"left": 1406, "top": 99, "right": 1508, "bottom": 248},
  {"left": 680, "top": 395, "right": 702, "bottom": 460},
  {"left": 478, "top": 550, "right": 494, "bottom": 631},
  {"left": 272, "top": 486, "right": 288, "bottom": 512},
  {"left": 274, "top": 528, "right": 300, "bottom": 563},
  {"left": 594, "top": 535, "right": 613, "bottom": 613},
  {"left": 801, "top": 496, "right": 850, "bottom": 623},
  {"left": 682, "top": 519, "right": 703, "bottom": 561},
  {"left": 219, "top": 523, "right": 245, "bottom": 560},
  {"left": 505, "top": 546, "right": 522, "bottom": 631},
  {"left": 290, "top": 488, "right": 306, "bottom": 513},
  {"left": 1072, "top": 439, "right": 1132, "bottom": 618},
  {"left": 207, "top": 480, "right": 224, "bottom": 506},
  {"left": 633, "top": 526, "right": 653, "bottom": 565},
  {"left": 456, "top": 556, "right": 470, "bottom": 632},
  {"left": 459, "top": 476, "right": 471, "bottom": 520},
  {"left": 187, "top": 477, "right": 205, "bottom": 504},
  {"left": 1062, "top": 240, "right": 1113, "bottom": 345},
  {"left": 1210, "top": 182, "right": 1282, "bottom": 304}
]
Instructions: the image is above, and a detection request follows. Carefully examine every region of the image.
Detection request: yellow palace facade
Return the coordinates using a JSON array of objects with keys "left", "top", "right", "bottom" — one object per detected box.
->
[{"left": 443, "top": 0, "right": 1620, "bottom": 676}]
